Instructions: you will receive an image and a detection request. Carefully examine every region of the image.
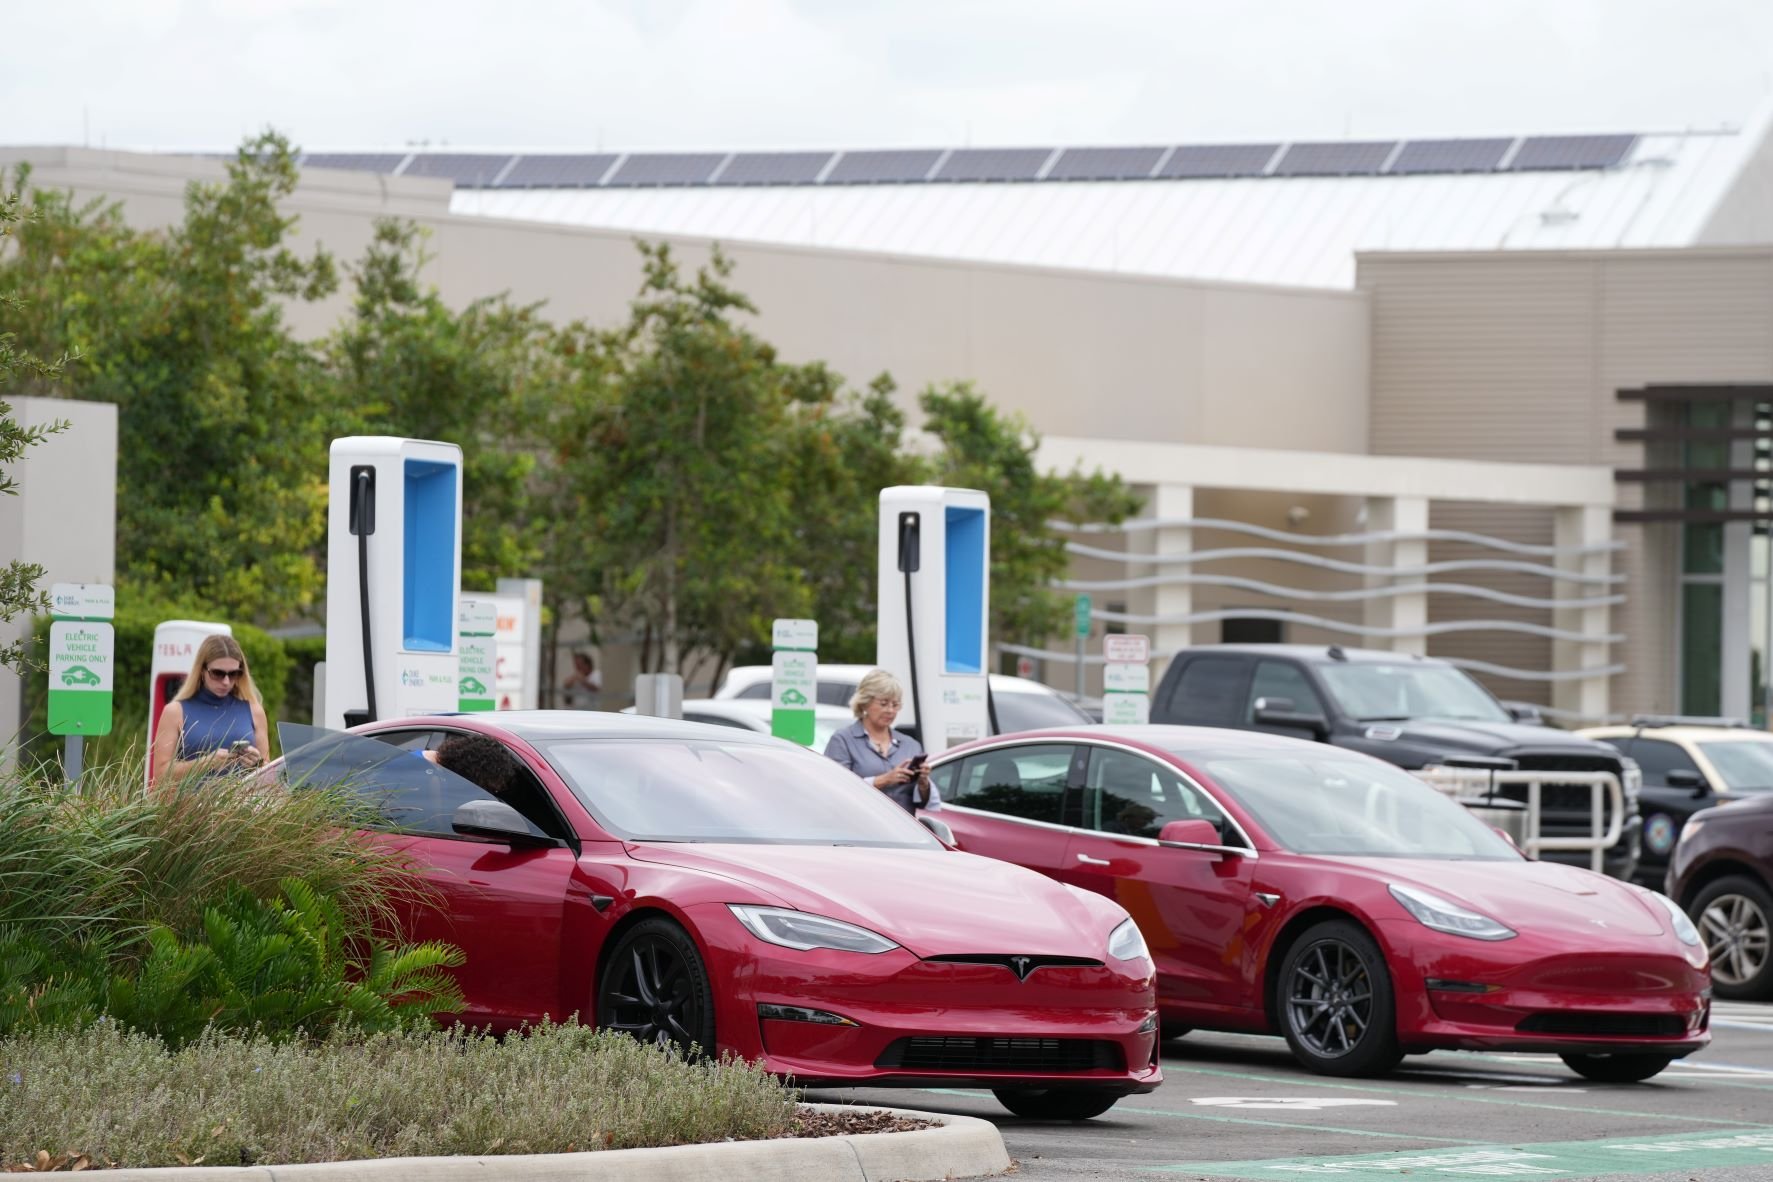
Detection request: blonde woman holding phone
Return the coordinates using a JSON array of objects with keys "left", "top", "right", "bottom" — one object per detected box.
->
[{"left": 149, "top": 634, "right": 270, "bottom": 789}]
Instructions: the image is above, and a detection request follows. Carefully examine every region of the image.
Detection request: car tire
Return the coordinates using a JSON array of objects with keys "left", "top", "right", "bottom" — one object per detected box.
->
[
  {"left": 596, "top": 916, "right": 717, "bottom": 1057},
  {"left": 1558, "top": 1052, "right": 1674, "bottom": 1083},
  {"left": 1690, "top": 875, "right": 1773, "bottom": 1000},
  {"left": 991, "top": 1088, "right": 1123, "bottom": 1120},
  {"left": 1276, "top": 919, "right": 1402, "bottom": 1077},
  {"left": 1161, "top": 1022, "right": 1192, "bottom": 1041}
]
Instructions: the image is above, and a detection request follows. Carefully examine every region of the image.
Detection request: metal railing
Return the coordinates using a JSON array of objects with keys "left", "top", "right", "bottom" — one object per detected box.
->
[{"left": 1414, "top": 767, "right": 1625, "bottom": 874}]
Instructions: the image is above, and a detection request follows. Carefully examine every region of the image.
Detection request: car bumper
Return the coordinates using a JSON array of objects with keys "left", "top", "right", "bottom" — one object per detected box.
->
[
  {"left": 1377, "top": 920, "right": 1711, "bottom": 1056},
  {"left": 688, "top": 904, "right": 1162, "bottom": 1093}
]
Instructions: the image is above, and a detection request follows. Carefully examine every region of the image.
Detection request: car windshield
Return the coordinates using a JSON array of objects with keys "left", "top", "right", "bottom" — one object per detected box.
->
[
  {"left": 541, "top": 737, "right": 940, "bottom": 847},
  {"left": 995, "top": 689, "right": 1093, "bottom": 730},
  {"left": 1317, "top": 663, "right": 1509, "bottom": 723},
  {"left": 1697, "top": 741, "right": 1773, "bottom": 793},
  {"left": 1201, "top": 753, "right": 1520, "bottom": 859}
]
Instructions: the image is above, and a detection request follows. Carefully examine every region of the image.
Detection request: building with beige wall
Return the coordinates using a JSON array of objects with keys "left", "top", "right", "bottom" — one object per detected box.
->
[{"left": 7, "top": 106, "right": 1773, "bottom": 723}]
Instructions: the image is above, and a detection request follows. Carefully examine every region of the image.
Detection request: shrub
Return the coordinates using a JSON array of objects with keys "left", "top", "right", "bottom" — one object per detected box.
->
[{"left": 0, "top": 1022, "right": 797, "bottom": 1168}]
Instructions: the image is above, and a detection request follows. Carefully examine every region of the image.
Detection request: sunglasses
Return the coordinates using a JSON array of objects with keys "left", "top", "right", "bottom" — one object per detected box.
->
[{"left": 206, "top": 666, "right": 244, "bottom": 682}]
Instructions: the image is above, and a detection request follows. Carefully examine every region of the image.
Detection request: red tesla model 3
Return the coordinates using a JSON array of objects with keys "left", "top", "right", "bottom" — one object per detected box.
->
[
  {"left": 928, "top": 726, "right": 1712, "bottom": 1082},
  {"left": 276, "top": 713, "right": 1161, "bottom": 1119}
]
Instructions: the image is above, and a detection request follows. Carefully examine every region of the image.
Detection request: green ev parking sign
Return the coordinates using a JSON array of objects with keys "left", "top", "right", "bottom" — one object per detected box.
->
[{"left": 48, "top": 583, "right": 116, "bottom": 737}]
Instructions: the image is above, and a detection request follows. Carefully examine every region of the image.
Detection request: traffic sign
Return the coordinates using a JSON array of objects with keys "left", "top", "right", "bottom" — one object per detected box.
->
[
  {"left": 49, "top": 620, "right": 115, "bottom": 736},
  {"left": 771, "top": 618, "right": 818, "bottom": 651},
  {"left": 1103, "top": 633, "right": 1149, "bottom": 663},
  {"left": 50, "top": 583, "right": 115, "bottom": 621},
  {"left": 771, "top": 649, "right": 817, "bottom": 746},
  {"left": 456, "top": 597, "right": 497, "bottom": 713},
  {"left": 1103, "top": 662, "right": 1149, "bottom": 693},
  {"left": 1102, "top": 692, "right": 1150, "bottom": 726},
  {"left": 1074, "top": 594, "right": 1093, "bottom": 638}
]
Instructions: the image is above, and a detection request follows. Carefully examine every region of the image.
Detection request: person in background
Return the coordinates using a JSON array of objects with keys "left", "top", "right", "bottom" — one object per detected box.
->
[
  {"left": 561, "top": 651, "right": 603, "bottom": 709},
  {"left": 149, "top": 634, "right": 269, "bottom": 788},
  {"left": 822, "top": 668, "right": 939, "bottom": 812}
]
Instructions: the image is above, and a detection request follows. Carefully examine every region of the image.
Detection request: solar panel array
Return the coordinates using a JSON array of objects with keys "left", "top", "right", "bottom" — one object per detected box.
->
[{"left": 296, "top": 133, "right": 1642, "bottom": 190}]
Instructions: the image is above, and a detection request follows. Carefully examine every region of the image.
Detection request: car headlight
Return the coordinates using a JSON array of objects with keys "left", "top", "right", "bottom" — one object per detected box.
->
[
  {"left": 727, "top": 905, "right": 899, "bottom": 954},
  {"left": 1679, "top": 818, "right": 1704, "bottom": 846},
  {"left": 1108, "top": 918, "right": 1150, "bottom": 962},
  {"left": 1619, "top": 759, "right": 1642, "bottom": 805},
  {"left": 1388, "top": 884, "right": 1516, "bottom": 941},
  {"left": 1643, "top": 890, "right": 1701, "bottom": 947}
]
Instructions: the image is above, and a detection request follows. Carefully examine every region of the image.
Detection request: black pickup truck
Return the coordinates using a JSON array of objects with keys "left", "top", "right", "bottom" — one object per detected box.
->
[{"left": 1148, "top": 644, "right": 1642, "bottom": 881}]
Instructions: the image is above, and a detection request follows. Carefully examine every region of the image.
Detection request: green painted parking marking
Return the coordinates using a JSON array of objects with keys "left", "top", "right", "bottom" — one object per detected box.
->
[{"left": 1151, "top": 1127, "right": 1773, "bottom": 1178}]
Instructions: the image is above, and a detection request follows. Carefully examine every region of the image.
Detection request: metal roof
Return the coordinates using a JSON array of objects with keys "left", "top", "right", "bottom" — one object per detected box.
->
[{"left": 296, "top": 113, "right": 1772, "bottom": 291}]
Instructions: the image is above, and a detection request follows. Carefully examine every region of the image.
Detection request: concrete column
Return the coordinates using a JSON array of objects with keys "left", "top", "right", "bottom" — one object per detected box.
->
[
  {"left": 1149, "top": 483, "right": 1194, "bottom": 660},
  {"left": 1362, "top": 496, "right": 1429, "bottom": 656},
  {"left": 1552, "top": 504, "right": 1614, "bottom": 722}
]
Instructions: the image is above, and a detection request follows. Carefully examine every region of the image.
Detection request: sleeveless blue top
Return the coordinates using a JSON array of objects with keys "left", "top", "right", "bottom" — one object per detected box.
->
[{"left": 179, "top": 687, "right": 255, "bottom": 760}]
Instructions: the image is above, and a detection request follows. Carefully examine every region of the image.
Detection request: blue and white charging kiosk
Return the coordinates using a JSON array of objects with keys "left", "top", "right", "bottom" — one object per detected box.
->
[
  {"left": 324, "top": 437, "right": 463, "bottom": 729},
  {"left": 877, "top": 486, "right": 991, "bottom": 755}
]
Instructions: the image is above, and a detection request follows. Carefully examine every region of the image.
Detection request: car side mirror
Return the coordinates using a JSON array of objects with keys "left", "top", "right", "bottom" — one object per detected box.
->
[
  {"left": 918, "top": 814, "right": 960, "bottom": 849},
  {"left": 1665, "top": 769, "right": 1710, "bottom": 797},
  {"left": 1158, "top": 818, "right": 1242, "bottom": 854},
  {"left": 1504, "top": 701, "right": 1544, "bottom": 725},
  {"left": 1252, "top": 696, "right": 1329, "bottom": 740},
  {"left": 451, "top": 799, "right": 560, "bottom": 848}
]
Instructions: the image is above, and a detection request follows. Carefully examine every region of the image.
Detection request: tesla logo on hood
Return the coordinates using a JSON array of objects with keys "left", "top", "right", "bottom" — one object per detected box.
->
[{"left": 1011, "top": 956, "right": 1033, "bottom": 979}]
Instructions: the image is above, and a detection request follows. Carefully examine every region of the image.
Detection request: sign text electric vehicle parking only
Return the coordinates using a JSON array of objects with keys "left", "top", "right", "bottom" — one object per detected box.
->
[{"left": 48, "top": 583, "right": 115, "bottom": 739}]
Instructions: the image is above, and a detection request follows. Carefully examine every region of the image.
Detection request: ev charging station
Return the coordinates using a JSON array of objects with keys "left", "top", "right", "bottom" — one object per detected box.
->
[
  {"left": 146, "top": 618, "right": 232, "bottom": 784},
  {"left": 877, "top": 486, "right": 991, "bottom": 755},
  {"left": 324, "top": 437, "right": 463, "bottom": 729}
]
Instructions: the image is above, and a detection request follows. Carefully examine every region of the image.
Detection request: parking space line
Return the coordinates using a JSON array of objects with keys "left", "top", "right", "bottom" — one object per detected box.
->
[{"left": 1162, "top": 1062, "right": 1773, "bottom": 1127}]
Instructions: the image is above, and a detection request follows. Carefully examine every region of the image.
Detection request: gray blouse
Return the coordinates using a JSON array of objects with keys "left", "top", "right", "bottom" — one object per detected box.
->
[{"left": 822, "top": 720, "right": 942, "bottom": 812}]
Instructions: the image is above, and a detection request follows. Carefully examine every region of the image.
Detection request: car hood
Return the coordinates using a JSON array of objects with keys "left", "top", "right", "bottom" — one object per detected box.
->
[
  {"left": 1331, "top": 856, "right": 1667, "bottom": 941},
  {"left": 1377, "top": 719, "right": 1618, "bottom": 760},
  {"left": 625, "top": 843, "right": 1119, "bottom": 959}
]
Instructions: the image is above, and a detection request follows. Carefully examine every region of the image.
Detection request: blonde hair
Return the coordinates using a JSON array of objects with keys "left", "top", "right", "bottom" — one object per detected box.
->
[
  {"left": 851, "top": 669, "right": 904, "bottom": 719},
  {"left": 173, "top": 634, "right": 262, "bottom": 705}
]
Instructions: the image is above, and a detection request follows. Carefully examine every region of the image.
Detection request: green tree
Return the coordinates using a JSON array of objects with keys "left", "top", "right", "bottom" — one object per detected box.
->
[
  {"left": 919, "top": 382, "right": 1140, "bottom": 650},
  {"left": 0, "top": 176, "right": 69, "bottom": 673},
  {"left": 1, "top": 132, "right": 337, "bottom": 625},
  {"left": 329, "top": 218, "right": 551, "bottom": 591}
]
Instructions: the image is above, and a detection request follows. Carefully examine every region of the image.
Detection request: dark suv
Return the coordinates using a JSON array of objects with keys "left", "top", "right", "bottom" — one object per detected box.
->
[{"left": 1149, "top": 644, "right": 1642, "bottom": 881}]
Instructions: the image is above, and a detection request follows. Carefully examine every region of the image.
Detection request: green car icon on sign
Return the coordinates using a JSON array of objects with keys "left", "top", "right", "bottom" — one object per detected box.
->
[
  {"left": 779, "top": 687, "right": 809, "bottom": 706},
  {"left": 459, "top": 675, "right": 488, "bottom": 696},
  {"left": 61, "top": 665, "right": 102, "bottom": 687}
]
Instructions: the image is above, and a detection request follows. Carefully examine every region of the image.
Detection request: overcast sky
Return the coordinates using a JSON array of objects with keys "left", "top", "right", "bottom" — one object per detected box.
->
[{"left": 8, "top": 0, "right": 1773, "bottom": 153}]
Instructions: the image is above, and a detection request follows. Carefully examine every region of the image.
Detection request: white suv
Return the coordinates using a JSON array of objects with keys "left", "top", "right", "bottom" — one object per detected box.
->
[{"left": 714, "top": 663, "right": 1093, "bottom": 735}]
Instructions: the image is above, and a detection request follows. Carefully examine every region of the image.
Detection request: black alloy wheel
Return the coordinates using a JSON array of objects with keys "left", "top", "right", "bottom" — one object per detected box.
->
[
  {"left": 1278, "top": 919, "right": 1402, "bottom": 1077},
  {"left": 1691, "top": 875, "right": 1773, "bottom": 1000},
  {"left": 596, "top": 917, "right": 716, "bottom": 1057},
  {"left": 1559, "top": 1052, "right": 1675, "bottom": 1083},
  {"left": 992, "top": 1088, "right": 1123, "bottom": 1120}
]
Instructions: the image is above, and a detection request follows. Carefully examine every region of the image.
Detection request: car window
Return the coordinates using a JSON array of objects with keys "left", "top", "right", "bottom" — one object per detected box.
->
[
  {"left": 949, "top": 744, "right": 1075, "bottom": 824},
  {"left": 683, "top": 712, "right": 760, "bottom": 731},
  {"left": 1695, "top": 741, "right": 1773, "bottom": 792},
  {"left": 1627, "top": 738, "right": 1702, "bottom": 785},
  {"left": 994, "top": 688, "right": 1092, "bottom": 731},
  {"left": 1245, "top": 661, "right": 1324, "bottom": 722},
  {"left": 1317, "top": 663, "right": 1508, "bottom": 723},
  {"left": 817, "top": 681, "right": 860, "bottom": 708},
  {"left": 1080, "top": 747, "right": 1232, "bottom": 842},
  {"left": 1163, "top": 656, "right": 1248, "bottom": 725},
  {"left": 278, "top": 724, "right": 553, "bottom": 842},
  {"left": 732, "top": 682, "right": 770, "bottom": 700}
]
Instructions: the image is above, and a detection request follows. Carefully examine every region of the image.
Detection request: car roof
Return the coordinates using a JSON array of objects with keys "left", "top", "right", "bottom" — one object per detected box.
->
[
  {"left": 1172, "top": 644, "right": 1452, "bottom": 666},
  {"left": 400, "top": 709, "right": 786, "bottom": 745},
  {"left": 937, "top": 723, "right": 1352, "bottom": 760},
  {"left": 675, "top": 698, "right": 854, "bottom": 721},
  {"left": 720, "top": 664, "right": 1076, "bottom": 696},
  {"left": 1580, "top": 724, "right": 1773, "bottom": 744}
]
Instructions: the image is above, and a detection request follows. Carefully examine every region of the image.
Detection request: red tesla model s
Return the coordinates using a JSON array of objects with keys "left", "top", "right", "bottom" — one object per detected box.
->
[
  {"left": 928, "top": 726, "right": 1712, "bottom": 1082},
  {"left": 276, "top": 713, "right": 1160, "bottom": 1119}
]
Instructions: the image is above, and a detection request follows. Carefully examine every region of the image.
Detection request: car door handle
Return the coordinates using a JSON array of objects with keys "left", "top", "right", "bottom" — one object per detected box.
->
[{"left": 1076, "top": 853, "right": 1112, "bottom": 866}]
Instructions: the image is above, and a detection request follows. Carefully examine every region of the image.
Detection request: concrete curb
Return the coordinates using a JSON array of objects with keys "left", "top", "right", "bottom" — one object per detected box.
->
[{"left": 87, "top": 1104, "right": 1012, "bottom": 1182}]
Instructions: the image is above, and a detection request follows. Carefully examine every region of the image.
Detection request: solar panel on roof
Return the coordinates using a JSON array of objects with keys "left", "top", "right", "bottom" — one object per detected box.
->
[
  {"left": 1159, "top": 144, "right": 1280, "bottom": 179},
  {"left": 1272, "top": 141, "right": 1397, "bottom": 177},
  {"left": 1387, "top": 138, "right": 1513, "bottom": 175},
  {"left": 300, "top": 153, "right": 407, "bottom": 174},
  {"left": 715, "top": 152, "right": 833, "bottom": 186},
  {"left": 1044, "top": 146, "right": 1166, "bottom": 181},
  {"left": 604, "top": 153, "right": 727, "bottom": 187},
  {"left": 934, "top": 148, "right": 1053, "bottom": 183},
  {"left": 402, "top": 154, "right": 514, "bottom": 186},
  {"left": 497, "top": 155, "right": 618, "bottom": 188},
  {"left": 824, "top": 149, "right": 944, "bottom": 185},
  {"left": 1508, "top": 135, "right": 1636, "bottom": 171}
]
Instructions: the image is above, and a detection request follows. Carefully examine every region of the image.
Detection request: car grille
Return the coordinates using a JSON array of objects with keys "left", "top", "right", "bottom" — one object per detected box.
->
[
  {"left": 1494, "top": 751, "right": 1629, "bottom": 832},
  {"left": 1516, "top": 1012, "right": 1687, "bottom": 1037},
  {"left": 875, "top": 1036, "right": 1124, "bottom": 1073}
]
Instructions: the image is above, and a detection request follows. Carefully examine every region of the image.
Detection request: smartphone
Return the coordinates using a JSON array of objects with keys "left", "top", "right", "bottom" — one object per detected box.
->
[
  {"left": 906, "top": 754, "right": 928, "bottom": 774},
  {"left": 229, "top": 739, "right": 253, "bottom": 756}
]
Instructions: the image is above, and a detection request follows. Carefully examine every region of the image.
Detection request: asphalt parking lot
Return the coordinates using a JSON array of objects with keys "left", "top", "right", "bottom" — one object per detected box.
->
[{"left": 810, "top": 1000, "right": 1773, "bottom": 1181}]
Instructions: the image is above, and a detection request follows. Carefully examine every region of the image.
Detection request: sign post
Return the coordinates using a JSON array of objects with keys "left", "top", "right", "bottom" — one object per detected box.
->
[
  {"left": 1073, "top": 593, "right": 1093, "bottom": 701},
  {"left": 457, "top": 598, "right": 497, "bottom": 712},
  {"left": 47, "top": 583, "right": 116, "bottom": 784},
  {"left": 771, "top": 618, "right": 818, "bottom": 746},
  {"left": 1102, "top": 632, "right": 1151, "bottom": 726}
]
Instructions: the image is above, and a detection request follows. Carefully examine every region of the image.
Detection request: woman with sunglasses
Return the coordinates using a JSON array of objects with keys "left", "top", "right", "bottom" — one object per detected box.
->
[{"left": 149, "top": 634, "right": 270, "bottom": 788}]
